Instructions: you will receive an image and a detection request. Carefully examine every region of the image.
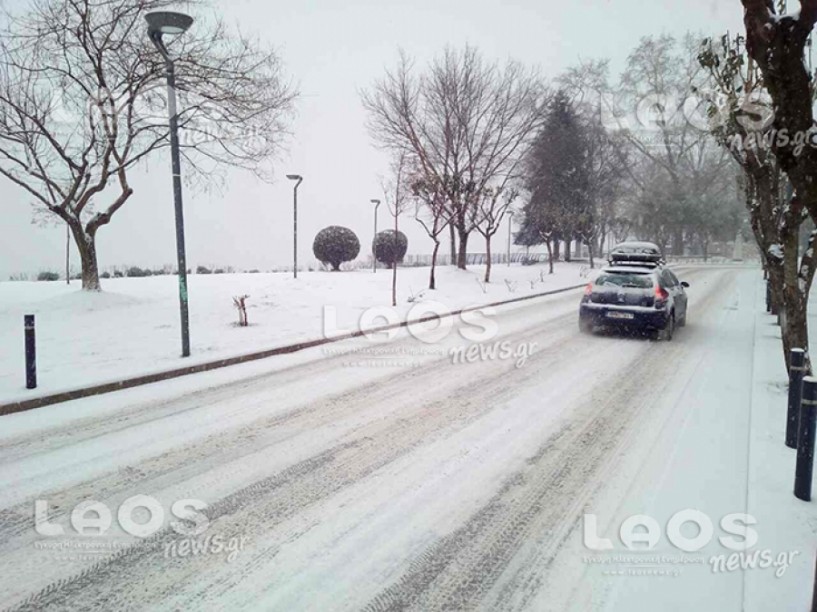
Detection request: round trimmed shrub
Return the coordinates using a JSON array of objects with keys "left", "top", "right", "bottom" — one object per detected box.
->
[
  {"left": 373, "top": 230, "right": 408, "bottom": 266},
  {"left": 313, "top": 226, "right": 361, "bottom": 271}
]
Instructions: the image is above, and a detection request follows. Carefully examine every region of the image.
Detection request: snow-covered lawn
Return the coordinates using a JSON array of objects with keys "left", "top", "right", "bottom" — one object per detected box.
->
[{"left": 0, "top": 262, "right": 590, "bottom": 402}]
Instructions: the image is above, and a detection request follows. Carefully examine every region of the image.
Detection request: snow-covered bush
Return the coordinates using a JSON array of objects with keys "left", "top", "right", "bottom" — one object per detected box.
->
[
  {"left": 313, "top": 226, "right": 361, "bottom": 271},
  {"left": 126, "top": 266, "right": 150, "bottom": 277},
  {"left": 373, "top": 230, "right": 408, "bottom": 266},
  {"left": 37, "top": 271, "right": 60, "bottom": 281}
]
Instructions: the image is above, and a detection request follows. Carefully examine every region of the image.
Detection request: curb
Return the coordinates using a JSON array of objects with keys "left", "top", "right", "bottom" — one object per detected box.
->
[{"left": 0, "top": 282, "right": 587, "bottom": 416}]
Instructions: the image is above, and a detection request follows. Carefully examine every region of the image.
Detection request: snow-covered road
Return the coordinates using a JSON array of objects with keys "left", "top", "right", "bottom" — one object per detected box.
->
[{"left": 0, "top": 267, "right": 764, "bottom": 611}]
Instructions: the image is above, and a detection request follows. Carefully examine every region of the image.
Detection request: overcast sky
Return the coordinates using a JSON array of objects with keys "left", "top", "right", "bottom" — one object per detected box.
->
[{"left": 0, "top": 0, "right": 743, "bottom": 279}]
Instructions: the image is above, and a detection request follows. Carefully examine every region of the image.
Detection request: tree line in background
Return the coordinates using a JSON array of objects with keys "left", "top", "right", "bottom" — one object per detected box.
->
[{"left": 362, "top": 38, "right": 748, "bottom": 293}]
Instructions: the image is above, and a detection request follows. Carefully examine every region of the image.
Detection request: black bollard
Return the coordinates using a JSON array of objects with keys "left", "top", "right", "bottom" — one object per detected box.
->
[
  {"left": 787, "top": 349, "right": 807, "bottom": 449},
  {"left": 795, "top": 377, "right": 817, "bottom": 502},
  {"left": 24, "top": 314, "right": 36, "bottom": 389},
  {"left": 766, "top": 281, "right": 772, "bottom": 313}
]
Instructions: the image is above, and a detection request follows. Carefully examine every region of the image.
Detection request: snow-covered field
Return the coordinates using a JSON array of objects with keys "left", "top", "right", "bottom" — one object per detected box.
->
[{"left": 0, "top": 263, "right": 590, "bottom": 403}]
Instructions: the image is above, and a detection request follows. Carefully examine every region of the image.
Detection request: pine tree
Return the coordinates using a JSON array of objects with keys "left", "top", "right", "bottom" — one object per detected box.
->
[{"left": 519, "top": 91, "right": 591, "bottom": 271}]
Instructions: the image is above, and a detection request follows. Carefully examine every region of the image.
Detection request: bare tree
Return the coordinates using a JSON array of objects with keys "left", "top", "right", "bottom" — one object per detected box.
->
[
  {"left": 616, "top": 35, "right": 735, "bottom": 255},
  {"left": 381, "top": 153, "right": 411, "bottom": 307},
  {"left": 0, "top": 0, "right": 296, "bottom": 290},
  {"left": 362, "top": 46, "right": 546, "bottom": 270},
  {"left": 411, "top": 171, "right": 450, "bottom": 290},
  {"left": 700, "top": 30, "right": 817, "bottom": 370},
  {"left": 740, "top": 1, "right": 817, "bottom": 371},
  {"left": 475, "top": 186, "right": 517, "bottom": 282},
  {"left": 582, "top": 120, "right": 627, "bottom": 267}
]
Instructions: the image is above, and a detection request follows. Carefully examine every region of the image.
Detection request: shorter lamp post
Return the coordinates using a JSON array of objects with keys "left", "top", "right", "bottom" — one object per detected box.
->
[
  {"left": 287, "top": 174, "right": 303, "bottom": 279},
  {"left": 371, "top": 199, "right": 381, "bottom": 272},
  {"left": 66, "top": 223, "right": 70, "bottom": 284},
  {"left": 146, "top": 10, "right": 194, "bottom": 358}
]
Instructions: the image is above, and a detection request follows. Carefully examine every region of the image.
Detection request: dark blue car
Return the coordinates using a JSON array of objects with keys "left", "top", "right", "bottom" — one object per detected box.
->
[{"left": 579, "top": 243, "right": 689, "bottom": 341}]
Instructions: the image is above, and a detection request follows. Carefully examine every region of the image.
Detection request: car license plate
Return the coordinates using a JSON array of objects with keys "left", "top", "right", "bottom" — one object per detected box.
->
[{"left": 606, "top": 311, "right": 634, "bottom": 320}]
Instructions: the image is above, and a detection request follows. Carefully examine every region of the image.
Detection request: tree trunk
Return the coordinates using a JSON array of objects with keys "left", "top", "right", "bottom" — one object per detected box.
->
[
  {"left": 781, "top": 281, "right": 809, "bottom": 373},
  {"left": 392, "top": 214, "right": 399, "bottom": 306},
  {"left": 73, "top": 225, "right": 101, "bottom": 291},
  {"left": 392, "top": 261, "right": 397, "bottom": 307},
  {"left": 587, "top": 239, "right": 595, "bottom": 269},
  {"left": 457, "top": 229, "right": 469, "bottom": 270},
  {"left": 767, "top": 258, "right": 783, "bottom": 316},
  {"left": 673, "top": 229, "right": 684, "bottom": 256},
  {"left": 596, "top": 231, "right": 606, "bottom": 259},
  {"left": 429, "top": 240, "right": 440, "bottom": 290},
  {"left": 65, "top": 223, "right": 71, "bottom": 285},
  {"left": 546, "top": 239, "right": 554, "bottom": 274},
  {"left": 553, "top": 238, "right": 560, "bottom": 261},
  {"left": 449, "top": 224, "right": 457, "bottom": 266},
  {"left": 780, "top": 229, "right": 809, "bottom": 372},
  {"left": 564, "top": 238, "right": 572, "bottom": 263},
  {"left": 484, "top": 235, "right": 492, "bottom": 283}
]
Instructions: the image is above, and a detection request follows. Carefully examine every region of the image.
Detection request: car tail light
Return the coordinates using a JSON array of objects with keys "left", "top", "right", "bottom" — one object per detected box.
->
[
  {"left": 655, "top": 285, "right": 669, "bottom": 302},
  {"left": 584, "top": 282, "right": 594, "bottom": 296}
]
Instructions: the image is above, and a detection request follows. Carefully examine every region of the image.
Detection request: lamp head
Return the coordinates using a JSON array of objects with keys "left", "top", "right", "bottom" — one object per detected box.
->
[
  {"left": 286, "top": 174, "right": 302, "bottom": 181},
  {"left": 371, "top": 199, "right": 381, "bottom": 205},
  {"left": 145, "top": 11, "right": 194, "bottom": 35}
]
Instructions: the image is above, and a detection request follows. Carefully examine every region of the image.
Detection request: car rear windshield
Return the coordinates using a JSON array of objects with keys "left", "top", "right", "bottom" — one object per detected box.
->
[{"left": 595, "top": 273, "right": 654, "bottom": 289}]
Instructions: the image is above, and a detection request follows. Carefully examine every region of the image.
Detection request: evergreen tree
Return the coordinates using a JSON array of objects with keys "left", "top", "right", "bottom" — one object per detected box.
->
[{"left": 519, "top": 91, "right": 591, "bottom": 271}]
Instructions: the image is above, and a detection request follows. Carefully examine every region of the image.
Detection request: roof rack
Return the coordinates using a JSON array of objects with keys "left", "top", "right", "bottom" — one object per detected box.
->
[
  {"left": 607, "top": 242, "right": 664, "bottom": 266},
  {"left": 608, "top": 260, "right": 661, "bottom": 269},
  {"left": 609, "top": 253, "right": 663, "bottom": 264}
]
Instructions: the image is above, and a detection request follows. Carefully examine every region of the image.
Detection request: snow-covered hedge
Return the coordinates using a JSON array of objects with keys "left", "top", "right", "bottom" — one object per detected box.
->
[
  {"left": 373, "top": 230, "right": 408, "bottom": 266},
  {"left": 313, "top": 226, "right": 361, "bottom": 271}
]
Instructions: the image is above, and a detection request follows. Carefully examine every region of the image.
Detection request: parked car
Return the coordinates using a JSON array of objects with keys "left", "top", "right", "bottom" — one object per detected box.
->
[{"left": 578, "top": 242, "right": 689, "bottom": 340}]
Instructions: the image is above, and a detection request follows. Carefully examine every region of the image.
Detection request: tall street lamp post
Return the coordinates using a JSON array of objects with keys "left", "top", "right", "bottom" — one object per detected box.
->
[
  {"left": 146, "top": 10, "right": 194, "bottom": 358},
  {"left": 371, "top": 199, "right": 381, "bottom": 273},
  {"left": 507, "top": 211, "right": 514, "bottom": 267},
  {"left": 287, "top": 175, "right": 303, "bottom": 279}
]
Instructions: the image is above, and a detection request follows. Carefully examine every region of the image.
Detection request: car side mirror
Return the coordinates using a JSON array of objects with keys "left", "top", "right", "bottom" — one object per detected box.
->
[{"left": 681, "top": 281, "right": 690, "bottom": 288}]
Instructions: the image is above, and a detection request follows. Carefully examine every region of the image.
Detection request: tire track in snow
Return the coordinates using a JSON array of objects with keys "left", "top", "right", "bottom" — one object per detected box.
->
[
  {"left": 362, "top": 269, "right": 734, "bottom": 611},
  {"left": 1, "top": 308, "right": 588, "bottom": 609},
  {"left": 0, "top": 304, "right": 577, "bottom": 549}
]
